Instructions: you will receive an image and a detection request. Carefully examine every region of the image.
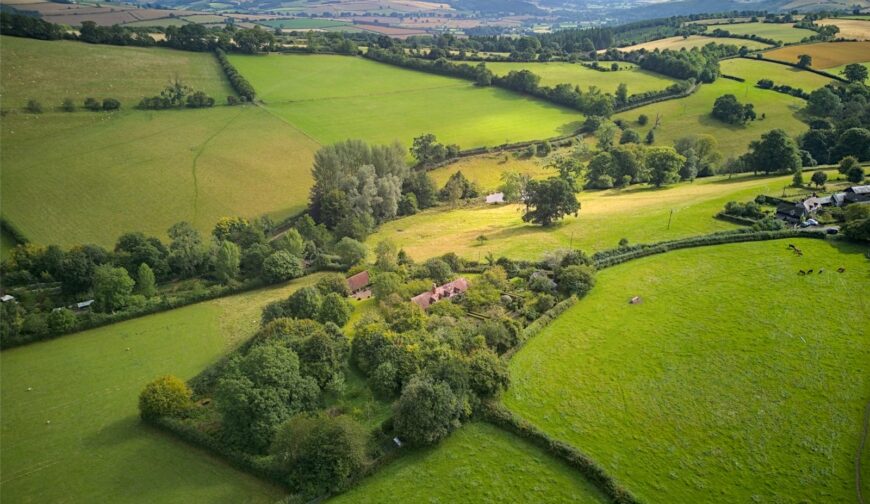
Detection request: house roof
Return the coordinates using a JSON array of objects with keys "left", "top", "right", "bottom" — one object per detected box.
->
[
  {"left": 846, "top": 185, "right": 870, "bottom": 195},
  {"left": 411, "top": 278, "right": 470, "bottom": 310},
  {"left": 346, "top": 271, "right": 370, "bottom": 292},
  {"left": 776, "top": 202, "right": 806, "bottom": 218}
]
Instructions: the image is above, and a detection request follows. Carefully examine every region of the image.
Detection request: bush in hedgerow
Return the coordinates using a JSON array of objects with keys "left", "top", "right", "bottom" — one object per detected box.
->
[
  {"left": 557, "top": 265, "right": 596, "bottom": 297},
  {"left": 262, "top": 251, "right": 303, "bottom": 283},
  {"left": 139, "top": 375, "right": 192, "bottom": 420}
]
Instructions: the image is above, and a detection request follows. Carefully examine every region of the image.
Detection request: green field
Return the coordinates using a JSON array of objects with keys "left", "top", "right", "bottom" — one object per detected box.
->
[
  {"left": 329, "top": 422, "right": 608, "bottom": 503},
  {"left": 720, "top": 57, "right": 833, "bottom": 89},
  {"left": 0, "top": 106, "right": 320, "bottom": 248},
  {"left": 614, "top": 72, "right": 812, "bottom": 157},
  {"left": 0, "top": 36, "right": 232, "bottom": 107},
  {"left": 429, "top": 152, "right": 555, "bottom": 190},
  {"left": 504, "top": 238, "right": 870, "bottom": 503},
  {"left": 706, "top": 22, "right": 817, "bottom": 44},
  {"left": 480, "top": 61, "right": 679, "bottom": 95},
  {"left": 368, "top": 169, "right": 838, "bottom": 262},
  {"left": 0, "top": 275, "right": 323, "bottom": 504},
  {"left": 122, "top": 18, "right": 191, "bottom": 27},
  {"left": 228, "top": 54, "right": 584, "bottom": 148},
  {"left": 829, "top": 61, "right": 870, "bottom": 77}
]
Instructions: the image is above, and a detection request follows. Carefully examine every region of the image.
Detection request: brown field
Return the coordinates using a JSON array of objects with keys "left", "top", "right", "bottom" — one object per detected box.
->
[
  {"left": 47, "top": 11, "right": 141, "bottom": 26},
  {"left": 816, "top": 18, "right": 870, "bottom": 41},
  {"left": 615, "top": 35, "right": 772, "bottom": 52},
  {"left": 764, "top": 41, "right": 870, "bottom": 68},
  {"left": 356, "top": 23, "right": 427, "bottom": 36}
]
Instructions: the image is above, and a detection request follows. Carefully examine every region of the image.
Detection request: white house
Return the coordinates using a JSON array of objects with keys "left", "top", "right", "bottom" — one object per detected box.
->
[{"left": 485, "top": 192, "right": 505, "bottom": 204}]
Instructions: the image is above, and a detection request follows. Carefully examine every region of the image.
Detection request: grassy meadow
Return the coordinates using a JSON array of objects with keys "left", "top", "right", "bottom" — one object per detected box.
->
[
  {"left": 329, "top": 422, "right": 608, "bottom": 503},
  {"left": 228, "top": 53, "right": 585, "bottom": 148},
  {"left": 763, "top": 41, "right": 870, "bottom": 69},
  {"left": 504, "top": 238, "right": 870, "bottom": 503},
  {"left": 429, "top": 152, "right": 555, "bottom": 190},
  {"left": 705, "top": 22, "right": 817, "bottom": 44},
  {"left": 369, "top": 169, "right": 838, "bottom": 262},
  {"left": 720, "top": 57, "right": 834, "bottom": 89},
  {"left": 614, "top": 72, "right": 811, "bottom": 157},
  {"left": 480, "top": 61, "right": 679, "bottom": 95},
  {"left": 0, "top": 35, "right": 233, "bottom": 108},
  {"left": 816, "top": 19, "right": 870, "bottom": 41},
  {"left": 0, "top": 275, "right": 325, "bottom": 504},
  {"left": 0, "top": 106, "right": 320, "bottom": 248},
  {"left": 615, "top": 35, "right": 772, "bottom": 52}
]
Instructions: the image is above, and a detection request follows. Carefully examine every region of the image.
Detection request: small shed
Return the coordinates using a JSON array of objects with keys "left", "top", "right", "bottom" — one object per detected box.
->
[
  {"left": 1, "top": 294, "right": 15, "bottom": 303},
  {"left": 485, "top": 192, "right": 505, "bottom": 204},
  {"left": 73, "top": 299, "right": 95, "bottom": 310}
]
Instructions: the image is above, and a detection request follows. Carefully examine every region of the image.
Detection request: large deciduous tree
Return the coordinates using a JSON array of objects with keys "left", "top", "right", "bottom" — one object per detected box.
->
[{"left": 522, "top": 178, "right": 580, "bottom": 226}]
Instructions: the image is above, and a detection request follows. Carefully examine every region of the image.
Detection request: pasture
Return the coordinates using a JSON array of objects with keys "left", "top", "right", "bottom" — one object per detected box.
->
[
  {"left": 429, "top": 152, "right": 554, "bottom": 190},
  {"left": 329, "top": 422, "right": 608, "bottom": 503},
  {"left": 368, "top": 169, "right": 839, "bottom": 262},
  {"left": 480, "top": 61, "right": 679, "bottom": 95},
  {"left": 0, "top": 106, "right": 319, "bottom": 247},
  {"left": 705, "top": 22, "right": 817, "bottom": 44},
  {"left": 228, "top": 54, "right": 584, "bottom": 148},
  {"left": 614, "top": 73, "right": 812, "bottom": 157},
  {"left": 0, "top": 275, "right": 324, "bottom": 504},
  {"left": 762, "top": 41, "right": 870, "bottom": 69},
  {"left": 719, "top": 57, "right": 834, "bottom": 89},
  {"left": 504, "top": 238, "right": 870, "bottom": 503},
  {"left": 0, "top": 36, "right": 233, "bottom": 108},
  {"left": 614, "top": 35, "right": 772, "bottom": 53}
]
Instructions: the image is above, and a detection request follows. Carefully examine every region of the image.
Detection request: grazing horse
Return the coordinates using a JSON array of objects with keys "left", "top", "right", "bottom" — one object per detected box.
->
[
  {"left": 837, "top": 267, "right": 846, "bottom": 273},
  {"left": 798, "top": 270, "right": 806, "bottom": 276}
]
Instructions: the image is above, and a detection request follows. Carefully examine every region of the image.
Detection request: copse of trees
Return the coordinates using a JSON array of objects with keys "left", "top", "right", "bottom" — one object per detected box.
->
[
  {"left": 712, "top": 94, "right": 756, "bottom": 125},
  {"left": 798, "top": 82, "right": 870, "bottom": 165},
  {"left": 638, "top": 46, "right": 720, "bottom": 82}
]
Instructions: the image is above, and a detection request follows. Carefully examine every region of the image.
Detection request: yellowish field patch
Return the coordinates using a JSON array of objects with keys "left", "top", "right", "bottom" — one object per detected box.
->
[
  {"left": 763, "top": 41, "right": 870, "bottom": 69},
  {"left": 429, "top": 153, "right": 556, "bottom": 191},
  {"left": 817, "top": 18, "right": 870, "bottom": 41}
]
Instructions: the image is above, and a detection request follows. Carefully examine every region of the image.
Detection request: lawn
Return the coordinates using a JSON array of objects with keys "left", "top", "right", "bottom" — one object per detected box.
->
[
  {"left": 0, "top": 35, "right": 233, "bottom": 108},
  {"left": 0, "top": 106, "right": 320, "bottom": 248},
  {"left": 329, "top": 422, "right": 608, "bottom": 503},
  {"left": 504, "top": 238, "right": 870, "bottom": 503},
  {"left": 705, "top": 22, "right": 817, "bottom": 44},
  {"left": 615, "top": 35, "right": 772, "bottom": 53},
  {"left": 614, "top": 74, "right": 811, "bottom": 157},
  {"left": 368, "top": 169, "right": 838, "bottom": 262},
  {"left": 479, "top": 61, "right": 679, "bottom": 95},
  {"left": 0, "top": 275, "right": 323, "bottom": 504},
  {"left": 763, "top": 41, "right": 870, "bottom": 69},
  {"left": 228, "top": 53, "right": 584, "bottom": 148},
  {"left": 720, "top": 57, "right": 834, "bottom": 89}
]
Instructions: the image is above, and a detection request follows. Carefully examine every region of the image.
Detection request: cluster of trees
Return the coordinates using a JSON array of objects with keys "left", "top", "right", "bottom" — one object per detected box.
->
[
  {"left": 22, "top": 97, "right": 121, "bottom": 114},
  {"left": 0, "top": 12, "right": 65, "bottom": 40},
  {"left": 712, "top": 94, "right": 756, "bottom": 125},
  {"left": 308, "top": 140, "right": 438, "bottom": 239},
  {"left": 586, "top": 143, "right": 687, "bottom": 189},
  {"left": 797, "top": 83, "right": 870, "bottom": 166},
  {"left": 410, "top": 133, "right": 460, "bottom": 166},
  {"left": 138, "top": 79, "right": 215, "bottom": 110},
  {"left": 638, "top": 46, "right": 721, "bottom": 82},
  {"left": 0, "top": 212, "right": 371, "bottom": 346},
  {"left": 723, "top": 200, "right": 765, "bottom": 220}
]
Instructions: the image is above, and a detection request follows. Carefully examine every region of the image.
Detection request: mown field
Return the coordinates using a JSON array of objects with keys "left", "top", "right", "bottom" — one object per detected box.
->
[
  {"left": 0, "top": 35, "right": 233, "bottom": 108},
  {"left": 614, "top": 70, "right": 814, "bottom": 156},
  {"left": 429, "top": 152, "right": 555, "bottom": 190},
  {"left": 615, "top": 35, "right": 772, "bottom": 52},
  {"left": 705, "top": 22, "right": 817, "bottom": 44},
  {"left": 228, "top": 54, "right": 584, "bottom": 148},
  {"left": 329, "top": 422, "right": 608, "bottom": 503},
  {"left": 817, "top": 18, "right": 870, "bottom": 41},
  {"left": 720, "top": 57, "right": 834, "bottom": 89},
  {"left": 504, "top": 238, "right": 870, "bottom": 503},
  {"left": 480, "top": 61, "right": 679, "bottom": 95},
  {"left": 0, "top": 106, "right": 320, "bottom": 248},
  {"left": 0, "top": 275, "right": 325, "bottom": 504},
  {"left": 763, "top": 41, "right": 870, "bottom": 69},
  {"left": 369, "top": 169, "right": 839, "bottom": 262}
]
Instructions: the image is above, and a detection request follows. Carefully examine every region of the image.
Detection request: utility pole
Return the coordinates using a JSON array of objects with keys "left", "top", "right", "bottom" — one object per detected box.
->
[{"left": 667, "top": 208, "right": 674, "bottom": 230}]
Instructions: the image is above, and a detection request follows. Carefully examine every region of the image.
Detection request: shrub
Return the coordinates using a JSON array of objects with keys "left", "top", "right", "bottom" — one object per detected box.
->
[
  {"left": 139, "top": 375, "right": 192, "bottom": 420},
  {"left": 315, "top": 273, "right": 351, "bottom": 297},
  {"left": 186, "top": 91, "right": 215, "bottom": 108},
  {"left": 316, "top": 292, "right": 352, "bottom": 327},
  {"left": 25, "top": 99, "right": 43, "bottom": 114},
  {"left": 84, "top": 97, "right": 101, "bottom": 111},
  {"left": 468, "top": 349, "right": 510, "bottom": 398},
  {"left": 393, "top": 374, "right": 465, "bottom": 446},
  {"left": 101, "top": 98, "right": 121, "bottom": 111},
  {"left": 61, "top": 98, "right": 76, "bottom": 112},
  {"left": 556, "top": 265, "right": 596, "bottom": 297},
  {"left": 47, "top": 308, "right": 77, "bottom": 333}
]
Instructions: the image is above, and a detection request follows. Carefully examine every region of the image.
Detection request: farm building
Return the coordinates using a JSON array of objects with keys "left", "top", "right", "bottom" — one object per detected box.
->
[
  {"left": 775, "top": 202, "right": 809, "bottom": 223},
  {"left": 485, "top": 192, "right": 505, "bottom": 204},
  {"left": 411, "top": 278, "right": 470, "bottom": 310},
  {"left": 843, "top": 185, "right": 870, "bottom": 204},
  {"left": 347, "top": 270, "right": 372, "bottom": 300}
]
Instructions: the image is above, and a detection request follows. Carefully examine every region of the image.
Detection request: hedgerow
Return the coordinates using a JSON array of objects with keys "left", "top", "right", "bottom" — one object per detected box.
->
[{"left": 215, "top": 48, "right": 256, "bottom": 102}]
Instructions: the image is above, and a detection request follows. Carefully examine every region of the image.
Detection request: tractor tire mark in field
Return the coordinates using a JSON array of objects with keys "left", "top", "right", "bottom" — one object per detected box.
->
[
  {"left": 857, "top": 399, "right": 870, "bottom": 504},
  {"left": 189, "top": 108, "right": 244, "bottom": 222},
  {"left": 255, "top": 103, "right": 322, "bottom": 146}
]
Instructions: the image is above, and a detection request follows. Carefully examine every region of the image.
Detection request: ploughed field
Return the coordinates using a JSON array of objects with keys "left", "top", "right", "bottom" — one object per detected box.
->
[
  {"left": 0, "top": 276, "right": 323, "bottom": 504},
  {"left": 504, "top": 238, "right": 870, "bottom": 503},
  {"left": 228, "top": 53, "right": 585, "bottom": 148},
  {"left": 329, "top": 422, "right": 609, "bottom": 503},
  {"left": 368, "top": 170, "right": 838, "bottom": 262},
  {"left": 478, "top": 60, "right": 680, "bottom": 95}
]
